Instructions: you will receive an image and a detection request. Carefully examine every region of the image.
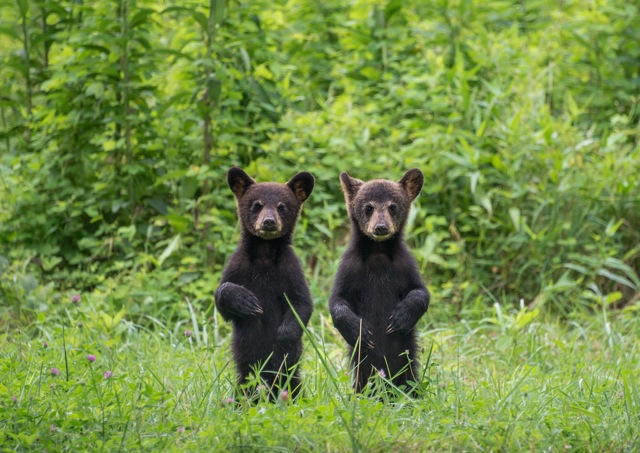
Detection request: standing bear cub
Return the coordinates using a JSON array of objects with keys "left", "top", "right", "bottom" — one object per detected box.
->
[
  {"left": 329, "top": 169, "right": 430, "bottom": 394},
  {"left": 215, "top": 167, "right": 314, "bottom": 400}
]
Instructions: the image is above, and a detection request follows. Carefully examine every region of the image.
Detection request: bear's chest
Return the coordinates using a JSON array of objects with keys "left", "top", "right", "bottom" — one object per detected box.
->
[
  {"left": 350, "top": 255, "right": 408, "bottom": 316},
  {"left": 243, "top": 258, "right": 295, "bottom": 306}
]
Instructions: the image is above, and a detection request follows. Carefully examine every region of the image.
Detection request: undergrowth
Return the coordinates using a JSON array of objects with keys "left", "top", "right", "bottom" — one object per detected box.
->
[{"left": 1, "top": 294, "right": 638, "bottom": 451}]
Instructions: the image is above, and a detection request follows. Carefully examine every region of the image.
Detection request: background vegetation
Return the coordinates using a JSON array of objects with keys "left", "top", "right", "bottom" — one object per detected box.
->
[{"left": 1, "top": 0, "right": 639, "bottom": 450}]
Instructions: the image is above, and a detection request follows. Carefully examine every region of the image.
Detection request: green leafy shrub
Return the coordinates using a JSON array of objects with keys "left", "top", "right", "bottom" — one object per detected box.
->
[{"left": 0, "top": 0, "right": 638, "bottom": 317}]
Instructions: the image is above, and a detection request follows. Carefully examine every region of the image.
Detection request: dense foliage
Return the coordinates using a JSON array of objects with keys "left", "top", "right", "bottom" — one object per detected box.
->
[{"left": 1, "top": 0, "right": 639, "bottom": 321}]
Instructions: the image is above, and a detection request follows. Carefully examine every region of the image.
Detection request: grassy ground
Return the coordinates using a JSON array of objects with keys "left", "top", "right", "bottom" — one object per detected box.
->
[{"left": 1, "top": 300, "right": 639, "bottom": 452}]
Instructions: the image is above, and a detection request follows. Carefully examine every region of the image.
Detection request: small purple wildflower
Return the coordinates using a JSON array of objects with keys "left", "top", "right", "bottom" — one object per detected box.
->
[
  {"left": 184, "top": 330, "right": 192, "bottom": 338},
  {"left": 70, "top": 294, "right": 81, "bottom": 304},
  {"left": 224, "top": 397, "right": 235, "bottom": 405},
  {"left": 177, "top": 426, "right": 185, "bottom": 434},
  {"left": 378, "top": 369, "right": 386, "bottom": 379},
  {"left": 103, "top": 370, "right": 112, "bottom": 379},
  {"left": 279, "top": 390, "right": 290, "bottom": 402},
  {"left": 11, "top": 396, "right": 17, "bottom": 404},
  {"left": 42, "top": 341, "right": 48, "bottom": 349},
  {"left": 50, "top": 367, "right": 60, "bottom": 376},
  {"left": 87, "top": 354, "right": 96, "bottom": 363}
]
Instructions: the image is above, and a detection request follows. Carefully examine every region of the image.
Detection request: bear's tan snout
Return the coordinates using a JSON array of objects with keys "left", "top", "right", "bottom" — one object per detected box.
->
[
  {"left": 365, "top": 206, "right": 396, "bottom": 241},
  {"left": 374, "top": 223, "right": 389, "bottom": 235},
  {"left": 261, "top": 213, "right": 278, "bottom": 231},
  {"left": 254, "top": 207, "right": 283, "bottom": 238}
]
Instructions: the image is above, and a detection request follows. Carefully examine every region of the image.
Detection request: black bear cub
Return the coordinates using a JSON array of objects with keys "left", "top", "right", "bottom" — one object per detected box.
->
[
  {"left": 215, "top": 167, "right": 314, "bottom": 400},
  {"left": 329, "top": 169, "right": 430, "bottom": 394}
]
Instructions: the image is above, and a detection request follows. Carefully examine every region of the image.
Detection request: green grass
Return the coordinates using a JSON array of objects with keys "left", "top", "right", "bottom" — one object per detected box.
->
[{"left": 2, "top": 299, "right": 639, "bottom": 451}]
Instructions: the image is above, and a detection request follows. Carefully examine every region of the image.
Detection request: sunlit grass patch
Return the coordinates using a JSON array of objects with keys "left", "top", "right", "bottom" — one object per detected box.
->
[{"left": 2, "top": 301, "right": 638, "bottom": 451}]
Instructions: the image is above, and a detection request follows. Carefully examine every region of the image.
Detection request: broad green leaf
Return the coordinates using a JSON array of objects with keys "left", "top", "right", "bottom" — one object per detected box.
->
[
  {"left": 508, "top": 207, "right": 520, "bottom": 231},
  {"left": 158, "top": 235, "right": 180, "bottom": 267}
]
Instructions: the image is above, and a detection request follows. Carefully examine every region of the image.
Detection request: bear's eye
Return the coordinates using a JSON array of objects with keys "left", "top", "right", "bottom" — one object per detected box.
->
[
  {"left": 251, "top": 201, "right": 263, "bottom": 213},
  {"left": 364, "top": 204, "right": 374, "bottom": 216},
  {"left": 388, "top": 203, "right": 398, "bottom": 214},
  {"left": 277, "top": 203, "right": 286, "bottom": 213}
]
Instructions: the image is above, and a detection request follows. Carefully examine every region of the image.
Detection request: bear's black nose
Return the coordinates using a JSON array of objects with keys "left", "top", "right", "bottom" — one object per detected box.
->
[
  {"left": 374, "top": 224, "right": 389, "bottom": 235},
  {"left": 262, "top": 217, "right": 277, "bottom": 231}
]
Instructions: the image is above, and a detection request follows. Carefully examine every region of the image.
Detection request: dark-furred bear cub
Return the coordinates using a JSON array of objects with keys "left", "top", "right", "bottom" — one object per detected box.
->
[
  {"left": 329, "top": 169, "right": 430, "bottom": 394},
  {"left": 215, "top": 167, "right": 314, "bottom": 400}
]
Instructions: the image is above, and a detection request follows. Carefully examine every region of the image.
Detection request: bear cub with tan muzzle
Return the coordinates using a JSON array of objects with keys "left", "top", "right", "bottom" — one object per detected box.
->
[
  {"left": 329, "top": 168, "right": 430, "bottom": 394},
  {"left": 215, "top": 167, "right": 314, "bottom": 401}
]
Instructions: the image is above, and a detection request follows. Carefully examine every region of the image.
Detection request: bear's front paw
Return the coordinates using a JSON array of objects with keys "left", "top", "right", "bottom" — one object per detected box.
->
[
  {"left": 357, "top": 325, "right": 375, "bottom": 350},
  {"left": 218, "top": 283, "right": 263, "bottom": 317},
  {"left": 386, "top": 310, "right": 413, "bottom": 334},
  {"left": 241, "top": 292, "right": 263, "bottom": 316}
]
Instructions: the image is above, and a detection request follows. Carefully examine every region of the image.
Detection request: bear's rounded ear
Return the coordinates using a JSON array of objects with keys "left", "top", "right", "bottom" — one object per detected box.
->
[
  {"left": 227, "top": 167, "right": 256, "bottom": 199},
  {"left": 287, "top": 172, "right": 315, "bottom": 203},
  {"left": 339, "top": 172, "right": 364, "bottom": 202},
  {"left": 398, "top": 168, "right": 424, "bottom": 201}
]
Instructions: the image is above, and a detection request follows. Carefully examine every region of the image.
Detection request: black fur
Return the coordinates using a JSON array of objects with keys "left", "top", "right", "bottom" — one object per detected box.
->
[
  {"left": 329, "top": 169, "right": 430, "bottom": 394},
  {"left": 215, "top": 167, "right": 314, "bottom": 400}
]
